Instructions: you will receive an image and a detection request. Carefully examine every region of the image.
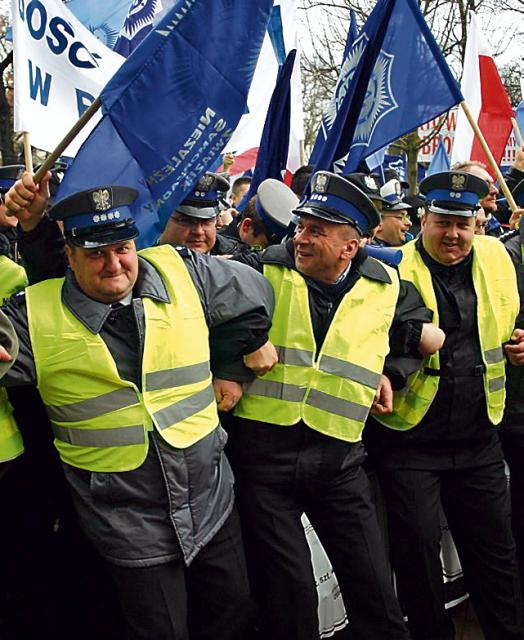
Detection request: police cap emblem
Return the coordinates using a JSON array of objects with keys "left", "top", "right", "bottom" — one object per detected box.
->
[
  {"left": 314, "top": 173, "right": 329, "bottom": 194},
  {"left": 364, "top": 175, "right": 378, "bottom": 190},
  {"left": 90, "top": 188, "right": 112, "bottom": 212},
  {"left": 197, "top": 174, "right": 214, "bottom": 193},
  {"left": 451, "top": 174, "right": 466, "bottom": 191}
]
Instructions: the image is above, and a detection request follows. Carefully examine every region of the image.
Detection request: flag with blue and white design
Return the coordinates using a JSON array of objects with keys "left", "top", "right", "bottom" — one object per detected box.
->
[
  {"left": 114, "top": 0, "right": 164, "bottom": 57},
  {"left": 309, "top": 0, "right": 463, "bottom": 176},
  {"left": 56, "top": 0, "right": 274, "bottom": 249},
  {"left": 427, "top": 135, "right": 451, "bottom": 176},
  {"left": 65, "top": 0, "right": 132, "bottom": 49}
]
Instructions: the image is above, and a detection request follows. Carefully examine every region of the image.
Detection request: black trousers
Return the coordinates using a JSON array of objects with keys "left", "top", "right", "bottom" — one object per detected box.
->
[
  {"left": 108, "top": 508, "right": 250, "bottom": 640},
  {"left": 500, "top": 424, "right": 524, "bottom": 590},
  {"left": 227, "top": 422, "right": 410, "bottom": 640},
  {"left": 374, "top": 459, "right": 524, "bottom": 640}
]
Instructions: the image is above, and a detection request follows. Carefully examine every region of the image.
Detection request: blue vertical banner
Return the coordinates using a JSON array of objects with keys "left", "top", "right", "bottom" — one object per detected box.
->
[
  {"left": 239, "top": 49, "right": 296, "bottom": 209},
  {"left": 57, "top": 0, "right": 274, "bottom": 248}
]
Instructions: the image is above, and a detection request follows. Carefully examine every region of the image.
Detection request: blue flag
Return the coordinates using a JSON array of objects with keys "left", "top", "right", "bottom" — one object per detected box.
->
[
  {"left": 515, "top": 100, "right": 524, "bottom": 145},
  {"left": 309, "top": 0, "right": 463, "bottom": 176},
  {"left": 427, "top": 135, "right": 451, "bottom": 175},
  {"left": 115, "top": 0, "right": 162, "bottom": 57},
  {"left": 57, "top": 0, "right": 273, "bottom": 249},
  {"left": 66, "top": 0, "right": 131, "bottom": 49},
  {"left": 343, "top": 9, "right": 359, "bottom": 61},
  {"left": 239, "top": 50, "right": 296, "bottom": 210}
]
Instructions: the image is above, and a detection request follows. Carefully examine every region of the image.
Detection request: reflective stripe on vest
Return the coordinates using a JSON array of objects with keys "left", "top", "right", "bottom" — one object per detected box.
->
[
  {"left": 376, "top": 236, "right": 519, "bottom": 430},
  {"left": 235, "top": 261, "right": 399, "bottom": 442},
  {"left": 26, "top": 245, "right": 218, "bottom": 472},
  {"left": 0, "top": 256, "right": 27, "bottom": 462}
]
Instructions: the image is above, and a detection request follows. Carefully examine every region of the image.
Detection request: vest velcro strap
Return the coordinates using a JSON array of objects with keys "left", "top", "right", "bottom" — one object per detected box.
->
[
  {"left": 484, "top": 347, "right": 504, "bottom": 364},
  {"left": 319, "top": 355, "right": 381, "bottom": 388},
  {"left": 154, "top": 384, "right": 215, "bottom": 430},
  {"left": 46, "top": 387, "right": 139, "bottom": 423},
  {"left": 306, "top": 389, "right": 370, "bottom": 422},
  {"left": 488, "top": 376, "right": 505, "bottom": 393},
  {"left": 145, "top": 361, "right": 211, "bottom": 391},
  {"left": 52, "top": 423, "right": 145, "bottom": 447},
  {"left": 275, "top": 346, "right": 313, "bottom": 367},
  {"left": 244, "top": 378, "right": 307, "bottom": 402}
]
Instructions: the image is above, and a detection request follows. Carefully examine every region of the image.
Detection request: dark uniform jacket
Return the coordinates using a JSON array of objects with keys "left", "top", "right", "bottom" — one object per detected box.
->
[
  {"left": 0, "top": 227, "right": 274, "bottom": 567},
  {"left": 501, "top": 228, "right": 524, "bottom": 424},
  {"left": 365, "top": 238, "right": 502, "bottom": 469}
]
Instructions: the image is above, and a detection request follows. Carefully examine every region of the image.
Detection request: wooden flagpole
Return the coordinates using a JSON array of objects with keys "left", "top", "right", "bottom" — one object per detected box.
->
[
  {"left": 459, "top": 100, "right": 518, "bottom": 212},
  {"left": 22, "top": 132, "right": 33, "bottom": 173}
]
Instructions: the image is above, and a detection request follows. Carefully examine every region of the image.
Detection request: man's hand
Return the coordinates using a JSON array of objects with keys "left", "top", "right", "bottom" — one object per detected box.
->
[
  {"left": 222, "top": 152, "right": 235, "bottom": 173},
  {"left": 419, "top": 323, "right": 445, "bottom": 357},
  {"left": 505, "top": 329, "right": 524, "bottom": 366},
  {"left": 0, "top": 345, "right": 12, "bottom": 362},
  {"left": 508, "top": 208, "right": 524, "bottom": 230},
  {"left": 371, "top": 375, "right": 393, "bottom": 415},
  {"left": 4, "top": 171, "right": 52, "bottom": 231},
  {"left": 213, "top": 378, "right": 243, "bottom": 411},
  {"left": 243, "top": 341, "right": 278, "bottom": 376}
]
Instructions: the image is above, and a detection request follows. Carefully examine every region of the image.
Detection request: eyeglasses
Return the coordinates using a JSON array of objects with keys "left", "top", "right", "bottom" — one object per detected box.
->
[
  {"left": 381, "top": 213, "right": 410, "bottom": 222},
  {"left": 170, "top": 214, "right": 216, "bottom": 228}
]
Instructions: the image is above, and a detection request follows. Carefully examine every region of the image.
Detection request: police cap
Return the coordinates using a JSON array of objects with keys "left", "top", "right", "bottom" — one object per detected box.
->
[
  {"left": 177, "top": 172, "right": 230, "bottom": 219},
  {"left": 293, "top": 171, "right": 380, "bottom": 235},
  {"left": 343, "top": 172, "right": 388, "bottom": 206},
  {"left": 49, "top": 186, "right": 139, "bottom": 248},
  {"left": 0, "top": 165, "right": 24, "bottom": 195},
  {"left": 419, "top": 171, "right": 489, "bottom": 216},
  {"left": 511, "top": 179, "right": 524, "bottom": 208},
  {"left": 256, "top": 179, "right": 298, "bottom": 243},
  {"left": 380, "top": 179, "right": 410, "bottom": 211}
]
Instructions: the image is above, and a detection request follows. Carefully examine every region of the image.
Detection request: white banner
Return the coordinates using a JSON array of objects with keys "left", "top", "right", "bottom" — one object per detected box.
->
[
  {"left": 419, "top": 109, "right": 518, "bottom": 167},
  {"left": 12, "top": 0, "right": 124, "bottom": 156}
]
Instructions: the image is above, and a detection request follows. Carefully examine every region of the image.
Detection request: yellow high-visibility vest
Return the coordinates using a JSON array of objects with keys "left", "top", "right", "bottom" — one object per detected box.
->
[
  {"left": 26, "top": 245, "right": 218, "bottom": 472},
  {"left": 235, "top": 261, "right": 399, "bottom": 442},
  {"left": 376, "top": 236, "right": 519, "bottom": 430},
  {"left": 0, "top": 255, "right": 27, "bottom": 462}
]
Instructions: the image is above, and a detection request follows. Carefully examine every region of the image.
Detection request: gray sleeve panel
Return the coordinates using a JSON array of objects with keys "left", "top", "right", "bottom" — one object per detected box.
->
[
  {"left": 192, "top": 253, "right": 274, "bottom": 328},
  {"left": 184, "top": 252, "right": 275, "bottom": 381}
]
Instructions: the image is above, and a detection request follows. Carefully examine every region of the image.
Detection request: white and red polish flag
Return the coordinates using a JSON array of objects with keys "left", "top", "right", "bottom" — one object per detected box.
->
[{"left": 451, "top": 12, "right": 514, "bottom": 172}]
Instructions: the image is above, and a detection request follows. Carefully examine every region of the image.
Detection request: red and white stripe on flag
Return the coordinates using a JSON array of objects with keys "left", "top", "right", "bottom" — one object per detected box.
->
[{"left": 451, "top": 12, "right": 514, "bottom": 174}]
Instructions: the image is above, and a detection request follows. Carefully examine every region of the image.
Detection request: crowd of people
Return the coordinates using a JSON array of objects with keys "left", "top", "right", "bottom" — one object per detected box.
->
[{"left": 0, "top": 146, "right": 523, "bottom": 640}]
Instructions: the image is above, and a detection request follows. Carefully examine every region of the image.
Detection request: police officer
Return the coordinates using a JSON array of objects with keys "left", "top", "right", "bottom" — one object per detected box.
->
[
  {"left": 219, "top": 179, "right": 296, "bottom": 251},
  {"left": 0, "top": 178, "right": 276, "bottom": 640},
  {"left": 371, "top": 178, "right": 413, "bottom": 248},
  {"left": 500, "top": 179, "right": 524, "bottom": 590},
  {"left": 159, "top": 171, "right": 243, "bottom": 255},
  {"left": 365, "top": 170, "right": 524, "bottom": 640},
  {"left": 227, "top": 170, "right": 444, "bottom": 640}
]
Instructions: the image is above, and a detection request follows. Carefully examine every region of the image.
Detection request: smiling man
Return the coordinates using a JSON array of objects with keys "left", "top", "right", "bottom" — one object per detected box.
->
[
  {"left": 365, "top": 170, "right": 524, "bottom": 640},
  {"left": 0, "top": 175, "right": 277, "bottom": 640},
  {"left": 228, "top": 170, "right": 444, "bottom": 640}
]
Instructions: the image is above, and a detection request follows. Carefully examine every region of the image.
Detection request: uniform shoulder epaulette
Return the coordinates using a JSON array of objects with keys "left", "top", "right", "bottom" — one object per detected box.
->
[
  {"left": 174, "top": 245, "right": 192, "bottom": 258},
  {"left": 500, "top": 228, "right": 519, "bottom": 244}
]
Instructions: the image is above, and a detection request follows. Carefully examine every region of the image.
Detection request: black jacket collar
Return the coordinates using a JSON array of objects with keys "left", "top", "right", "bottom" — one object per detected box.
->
[{"left": 62, "top": 256, "right": 170, "bottom": 334}]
